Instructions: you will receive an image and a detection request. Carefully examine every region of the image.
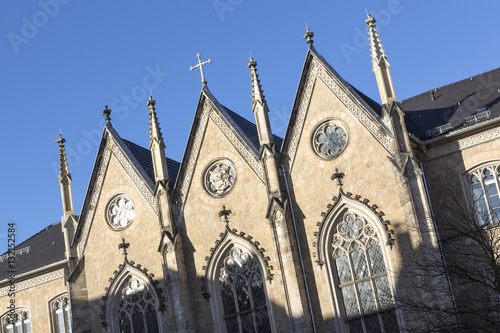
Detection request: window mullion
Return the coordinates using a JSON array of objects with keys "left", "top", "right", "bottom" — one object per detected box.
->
[
  {"left": 480, "top": 173, "right": 493, "bottom": 223},
  {"left": 492, "top": 168, "right": 500, "bottom": 221}
]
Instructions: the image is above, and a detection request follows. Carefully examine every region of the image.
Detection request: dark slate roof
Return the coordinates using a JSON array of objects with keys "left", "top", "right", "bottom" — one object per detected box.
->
[
  {"left": 122, "top": 139, "right": 181, "bottom": 184},
  {"left": 351, "top": 86, "right": 382, "bottom": 117},
  {"left": 222, "top": 106, "right": 283, "bottom": 153},
  {"left": 401, "top": 67, "right": 500, "bottom": 139},
  {"left": 0, "top": 223, "right": 66, "bottom": 281}
]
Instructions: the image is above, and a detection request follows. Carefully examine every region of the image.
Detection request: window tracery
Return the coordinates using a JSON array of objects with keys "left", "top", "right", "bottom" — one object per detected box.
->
[
  {"left": 204, "top": 160, "right": 236, "bottom": 197},
  {"left": 330, "top": 212, "right": 398, "bottom": 332},
  {"left": 312, "top": 120, "right": 348, "bottom": 159},
  {"left": 219, "top": 248, "right": 272, "bottom": 333},
  {"left": 105, "top": 194, "right": 136, "bottom": 230},
  {"left": 470, "top": 164, "right": 500, "bottom": 225},
  {"left": 1, "top": 308, "right": 31, "bottom": 333},
  {"left": 114, "top": 276, "right": 160, "bottom": 333},
  {"left": 49, "top": 294, "right": 72, "bottom": 333}
]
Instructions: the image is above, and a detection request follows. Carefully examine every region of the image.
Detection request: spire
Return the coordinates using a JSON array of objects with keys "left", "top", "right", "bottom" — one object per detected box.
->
[
  {"left": 247, "top": 57, "right": 274, "bottom": 146},
  {"left": 247, "top": 57, "right": 282, "bottom": 198},
  {"left": 147, "top": 95, "right": 169, "bottom": 184},
  {"left": 366, "top": 14, "right": 397, "bottom": 105},
  {"left": 248, "top": 57, "right": 268, "bottom": 107},
  {"left": 304, "top": 27, "right": 314, "bottom": 45},
  {"left": 56, "top": 134, "right": 74, "bottom": 216}
]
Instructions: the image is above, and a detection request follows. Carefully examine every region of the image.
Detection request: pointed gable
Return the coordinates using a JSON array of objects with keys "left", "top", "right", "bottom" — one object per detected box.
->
[
  {"left": 281, "top": 45, "right": 393, "bottom": 171},
  {"left": 173, "top": 86, "right": 279, "bottom": 205},
  {"left": 73, "top": 124, "right": 178, "bottom": 254}
]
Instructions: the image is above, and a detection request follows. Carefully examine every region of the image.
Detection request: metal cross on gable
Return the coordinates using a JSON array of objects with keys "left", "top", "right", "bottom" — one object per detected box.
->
[{"left": 189, "top": 53, "right": 212, "bottom": 85}]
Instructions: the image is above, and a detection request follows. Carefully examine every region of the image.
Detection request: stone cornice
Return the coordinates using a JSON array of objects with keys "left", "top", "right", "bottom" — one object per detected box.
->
[{"left": 0, "top": 268, "right": 65, "bottom": 296}]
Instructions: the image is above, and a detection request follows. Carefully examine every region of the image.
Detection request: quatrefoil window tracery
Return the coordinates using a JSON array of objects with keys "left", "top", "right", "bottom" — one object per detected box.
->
[{"left": 312, "top": 120, "right": 348, "bottom": 159}]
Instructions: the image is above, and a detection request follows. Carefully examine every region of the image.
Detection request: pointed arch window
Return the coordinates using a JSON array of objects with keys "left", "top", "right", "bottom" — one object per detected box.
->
[
  {"left": 330, "top": 212, "right": 399, "bottom": 332},
  {"left": 1, "top": 308, "right": 31, "bottom": 333},
  {"left": 49, "top": 294, "right": 72, "bottom": 333},
  {"left": 470, "top": 165, "right": 500, "bottom": 225},
  {"left": 218, "top": 247, "right": 272, "bottom": 333},
  {"left": 108, "top": 275, "right": 161, "bottom": 333}
]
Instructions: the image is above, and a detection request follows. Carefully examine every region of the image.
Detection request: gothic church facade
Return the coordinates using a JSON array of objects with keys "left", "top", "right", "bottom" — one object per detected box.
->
[{"left": 1, "top": 15, "right": 500, "bottom": 332}]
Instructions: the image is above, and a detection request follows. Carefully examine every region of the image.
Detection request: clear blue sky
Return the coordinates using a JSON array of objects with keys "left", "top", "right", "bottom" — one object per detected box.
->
[{"left": 1, "top": 1, "right": 499, "bottom": 245}]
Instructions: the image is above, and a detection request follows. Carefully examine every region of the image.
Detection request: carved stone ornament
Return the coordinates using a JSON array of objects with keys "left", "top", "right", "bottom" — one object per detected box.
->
[
  {"left": 312, "top": 120, "right": 348, "bottom": 159},
  {"left": 204, "top": 160, "right": 236, "bottom": 197},
  {"left": 105, "top": 195, "right": 136, "bottom": 230}
]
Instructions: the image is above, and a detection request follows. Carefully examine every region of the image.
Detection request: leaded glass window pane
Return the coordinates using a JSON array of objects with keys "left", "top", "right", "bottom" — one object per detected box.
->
[
  {"left": 485, "top": 170, "right": 500, "bottom": 219},
  {"left": 235, "top": 276, "right": 251, "bottom": 312},
  {"left": 331, "top": 212, "right": 399, "bottom": 332},
  {"left": 146, "top": 304, "right": 160, "bottom": 333},
  {"left": 14, "top": 319, "right": 22, "bottom": 333},
  {"left": 64, "top": 303, "right": 72, "bottom": 333},
  {"left": 335, "top": 249, "right": 352, "bottom": 284},
  {"left": 56, "top": 306, "right": 65, "bottom": 333},
  {"left": 341, "top": 284, "right": 359, "bottom": 318},
  {"left": 347, "top": 319, "right": 364, "bottom": 333},
  {"left": 115, "top": 277, "right": 160, "bottom": 333},
  {"left": 225, "top": 316, "right": 239, "bottom": 332},
  {"left": 381, "top": 310, "right": 399, "bottom": 332},
  {"left": 119, "top": 312, "right": 132, "bottom": 333},
  {"left": 132, "top": 309, "right": 145, "bottom": 333},
  {"left": 219, "top": 247, "right": 272, "bottom": 333},
  {"left": 374, "top": 277, "right": 393, "bottom": 309},
  {"left": 358, "top": 281, "right": 376, "bottom": 313},
  {"left": 22, "top": 319, "right": 30, "bottom": 333},
  {"left": 364, "top": 314, "right": 382, "bottom": 333},
  {"left": 367, "top": 239, "right": 386, "bottom": 275},
  {"left": 351, "top": 242, "right": 369, "bottom": 280}
]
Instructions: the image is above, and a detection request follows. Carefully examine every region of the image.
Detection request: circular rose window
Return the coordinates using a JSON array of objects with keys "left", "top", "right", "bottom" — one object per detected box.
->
[
  {"left": 105, "top": 195, "right": 135, "bottom": 230},
  {"left": 312, "top": 120, "right": 348, "bottom": 159},
  {"left": 204, "top": 160, "right": 236, "bottom": 197}
]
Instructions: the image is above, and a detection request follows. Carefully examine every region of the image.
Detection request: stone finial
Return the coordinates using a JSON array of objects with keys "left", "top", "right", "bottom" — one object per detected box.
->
[
  {"left": 366, "top": 14, "right": 386, "bottom": 62},
  {"left": 148, "top": 94, "right": 164, "bottom": 142},
  {"left": 56, "top": 133, "right": 74, "bottom": 217},
  {"left": 331, "top": 168, "right": 345, "bottom": 187},
  {"left": 247, "top": 57, "right": 267, "bottom": 107},
  {"left": 304, "top": 27, "right": 314, "bottom": 45},
  {"left": 56, "top": 134, "right": 69, "bottom": 177},
  {"left": 118, "top": 238, "right": 130, "bottom": 256},
  {"left": 103, "top": 105, "right": 112, "bottom": 122},
  {"left": 365, "top": 13, "right": 396, "bottom": 105},
  {"left": 147, "top": 94, "right": 169, "bottom": 184},
  {"left": 219, "top": 206, "right": 232, "bottom": 224}
]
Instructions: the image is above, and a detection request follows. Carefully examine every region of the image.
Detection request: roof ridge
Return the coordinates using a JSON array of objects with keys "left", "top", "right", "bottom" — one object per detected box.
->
[{"left": 402, "top": 67, "right": 500, "bottom": 102}]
